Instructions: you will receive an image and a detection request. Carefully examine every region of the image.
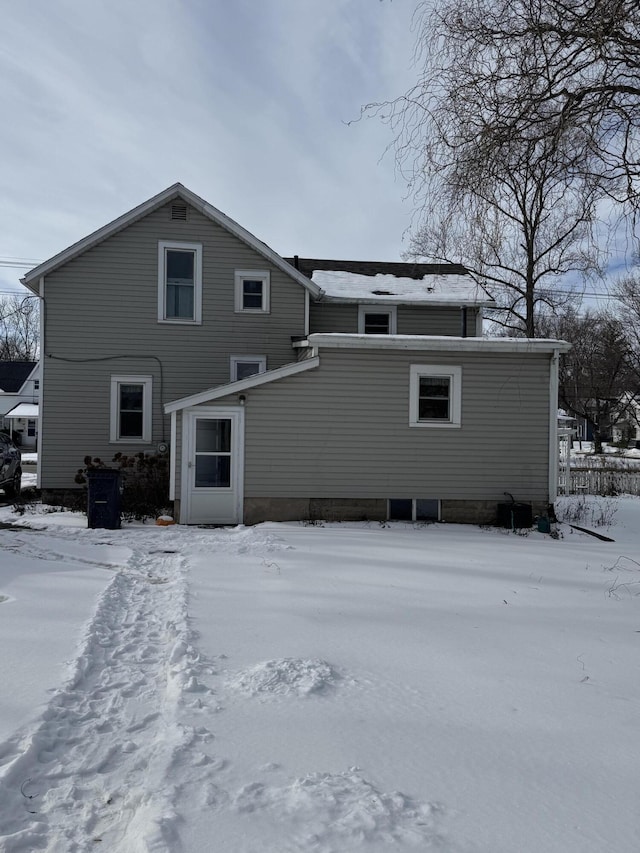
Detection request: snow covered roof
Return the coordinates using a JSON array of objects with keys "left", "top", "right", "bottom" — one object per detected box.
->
[
  {"left": 284, "top": 258, "right": 494, "bottom": 307},
  {"left": 311, "top": 269, "right": 493, "bottom": 306},
  {"left": 304, "top": 334, "right": 571, "bottom": 354},
  {"left": 4, "top": 402, "right": 39, "bottom": 418}
]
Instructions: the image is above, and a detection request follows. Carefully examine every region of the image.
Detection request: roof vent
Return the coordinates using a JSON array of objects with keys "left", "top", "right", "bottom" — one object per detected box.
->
[{"left": 171, "top": 203, "right": 188, "bottom": 221}]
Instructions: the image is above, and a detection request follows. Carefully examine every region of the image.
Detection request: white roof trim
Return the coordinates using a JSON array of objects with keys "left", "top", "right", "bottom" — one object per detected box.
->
[
  {"left": 21, "top": 184, "right": 322, "bottom": 298},
  {"left": 307, "top": 333, "right": 571, "bottom": 354},
  {"left": 165, "top": 356, "right": 320, "bottom": 413}
]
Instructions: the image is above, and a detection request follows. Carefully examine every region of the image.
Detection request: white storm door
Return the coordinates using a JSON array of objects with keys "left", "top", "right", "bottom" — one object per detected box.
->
[{"left": 184, "top": 408, "right": 243, "bottom": 524}]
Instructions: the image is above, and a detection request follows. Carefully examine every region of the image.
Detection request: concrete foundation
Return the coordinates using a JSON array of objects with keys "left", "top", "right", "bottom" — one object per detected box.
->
[
  {"left": 309, "top": 498, "right": 387, "bottom": 522},
  {"left": 245, "top": 497, "right": 548, "bottom": 526},
  {"left": 243, "top": 498, "right": 312, "bottom": 526},
  {"left": 441, "top": 499, "right": 548, "bottom": 525},
  {"left": 41, "top": 490, "right": 548, "bottom": 528}
]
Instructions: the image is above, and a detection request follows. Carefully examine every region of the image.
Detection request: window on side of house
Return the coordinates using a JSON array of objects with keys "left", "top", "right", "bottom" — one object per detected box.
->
[
  {"left": 158, "top": 241, "right": 202, "bottom": 323},
  {"left": 388, "top": 498, "right": 440, "bottom": 521},
  {"left": 409, "top": 364, "right": 462, "bottom": 428},
  {"left": 234, "top": 270, "right": 270, "bottom": 313},
  {"left": 27, "top": 419, "right": 37, "bottom": 437},
  {"left": 358, "top": 304, "right": 397, "bottom": 334},
  {"left": 230, "top": 355, "right": 267, "bottom": 382},
  {"left": 110, "top": 375, "right": 153, "bottom": 443}
]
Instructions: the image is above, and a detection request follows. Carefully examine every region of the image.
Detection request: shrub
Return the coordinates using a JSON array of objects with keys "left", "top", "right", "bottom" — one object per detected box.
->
[{"left": 75, "top": 452, "right": 171, "bottom": 522}]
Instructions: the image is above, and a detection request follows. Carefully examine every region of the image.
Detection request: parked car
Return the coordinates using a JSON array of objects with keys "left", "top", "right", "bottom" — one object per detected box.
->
[{"left": 0, "top": 433, "right": 21, "bottom": 497}]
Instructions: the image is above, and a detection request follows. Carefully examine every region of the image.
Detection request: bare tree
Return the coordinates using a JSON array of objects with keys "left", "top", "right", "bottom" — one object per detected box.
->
[
  {"left": 0, "top": 295, "right": 39, "bottom": 361},
  {"left": 366, "top": 0, "right": 611, "bottom": 335},
  {"left": 407, "top": 0, "right": 640, "bottom": 208},
  {"left": 406, "top": 134, "right": 601, "bottom": 336},
  {"left": 538, "top": 305, "right": 637, "bottom": 451}
]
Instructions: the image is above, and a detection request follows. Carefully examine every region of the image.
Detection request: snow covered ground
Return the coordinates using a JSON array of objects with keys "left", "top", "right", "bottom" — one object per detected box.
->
[{"left": 0, "top": 499, "right": 638, "bottom": 852}]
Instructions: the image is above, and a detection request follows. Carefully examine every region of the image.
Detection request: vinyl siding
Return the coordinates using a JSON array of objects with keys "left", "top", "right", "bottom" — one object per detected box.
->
[
  {"left": 184, "top": 347, "right": 552, "bottom": 502},
  {"left": 41, "top": 201, "right": 306, "bottom": 487},
  {"left": 310, "top": 302, "right": 478, "bottom": 335},
  {"left": 309, "top": 302, "right": 357, "bottom": 333},
  {"left": 397, "top": 305, "right": 478, "bottom": 336}
]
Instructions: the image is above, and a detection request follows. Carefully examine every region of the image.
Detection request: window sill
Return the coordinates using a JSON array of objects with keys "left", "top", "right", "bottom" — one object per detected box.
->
[
  {"left": 409, "top": 421, "right": 461, "bottom": 429},
  {"left": 158, "top": 318, "right": 202, "bottom": 326}
]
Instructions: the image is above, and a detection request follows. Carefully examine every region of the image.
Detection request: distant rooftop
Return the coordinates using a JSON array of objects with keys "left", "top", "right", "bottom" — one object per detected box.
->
[
  {"left": 286, "top": 258, "right": 494, "bottom": 306},
  {"left": 0, "top": 361, "right": 37, "bottom": 393}
]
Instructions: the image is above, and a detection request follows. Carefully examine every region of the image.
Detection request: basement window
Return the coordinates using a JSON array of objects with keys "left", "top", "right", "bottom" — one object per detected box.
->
[{"left": 389, "top": 499, "right": 440, "bottom": 521}]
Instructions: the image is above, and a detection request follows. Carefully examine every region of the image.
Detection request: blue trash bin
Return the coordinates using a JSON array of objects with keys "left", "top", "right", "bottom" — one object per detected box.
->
[{"left": 87, "top": 468, "right": 122, "bottom": 529}]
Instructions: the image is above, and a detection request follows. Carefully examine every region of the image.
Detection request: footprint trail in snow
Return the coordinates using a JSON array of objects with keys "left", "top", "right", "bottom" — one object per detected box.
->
[
  {"left": 0, "top": 524, "right": 445, "bottom": 853},
  {"left": 0, "top": 535, "right": 202, "bottom": 852}
]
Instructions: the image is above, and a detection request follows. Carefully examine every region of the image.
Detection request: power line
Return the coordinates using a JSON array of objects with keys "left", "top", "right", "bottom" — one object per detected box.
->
[{"left": 0, "top": 261, "right": 42, "bottom": 269}]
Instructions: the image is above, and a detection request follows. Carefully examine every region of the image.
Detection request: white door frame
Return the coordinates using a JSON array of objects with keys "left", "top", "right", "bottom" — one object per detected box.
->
[{"left": 181, "top": 406, "right": 244, "bottom": 524}]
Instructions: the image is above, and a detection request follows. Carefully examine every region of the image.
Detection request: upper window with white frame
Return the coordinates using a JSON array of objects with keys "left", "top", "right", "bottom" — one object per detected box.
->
[
  {"left": 234, "top": 270, "right": 270, "bottom": 313},
  {"left": 230, "top": 355, "right": 267, "bottom": 382},
  {"left": 110, "top": 375, "right": 153, "bottom": 443},
  {"left": 158, "top": 241, "right": 202, "bottom": 323},
  {"left": 358, "top": 304, "right": 397, "bottom": 335},
  {"left": 409, "top": 364, "right": 462, "bottom": 428}
]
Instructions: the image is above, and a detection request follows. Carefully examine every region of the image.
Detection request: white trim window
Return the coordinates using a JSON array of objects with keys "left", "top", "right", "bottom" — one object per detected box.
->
[
  {"left": 158, "top": 241, "right": 202, "bottom": 323},
  {"left": 234, "top": 270, "right": 270, "bottom": 313},
  {"left": 230, "top": 355, "right": 267, "bottom": 382},
  {"left": 409, "top": 364, "right": 462, "bottom": 428},
  {"left": 110, "top": 375, "right": 153, "bottom": 442},
  {"left": 358, "top": 305, "right": 397, "bottom": 335}
]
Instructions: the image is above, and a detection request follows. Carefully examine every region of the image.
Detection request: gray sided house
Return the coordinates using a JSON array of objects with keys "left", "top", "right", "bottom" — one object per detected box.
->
[{"left": 21, "top": 183, "right": 569, "bottom": 525}]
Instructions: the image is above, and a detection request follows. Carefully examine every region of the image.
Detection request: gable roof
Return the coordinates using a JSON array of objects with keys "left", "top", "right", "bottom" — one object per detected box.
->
[
  {"left": 0, "top": 361, "right": 38, "bottom": 393},
  {"left": 286, "top": 258, "right": 494, "bottom": 307},
  {"left": 21, "top": 184, "right": 321, "bottom": 298}
]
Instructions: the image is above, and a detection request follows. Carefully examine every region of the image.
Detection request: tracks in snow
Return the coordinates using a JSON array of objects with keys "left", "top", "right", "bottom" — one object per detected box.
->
[{"left": 0, "top": 534, "right": 202, "bottom": 853}]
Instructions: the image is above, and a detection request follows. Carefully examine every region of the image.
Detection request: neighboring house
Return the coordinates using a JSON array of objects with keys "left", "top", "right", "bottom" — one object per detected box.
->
[
  {"left": 611, "top": 393, "right": 640, "bottom": 447},
  {"left": 21, "top": 183, "right": 570, "bottom": 525},
  {"left": 0, "top": 361, "right": 39, "bottom": 449}
]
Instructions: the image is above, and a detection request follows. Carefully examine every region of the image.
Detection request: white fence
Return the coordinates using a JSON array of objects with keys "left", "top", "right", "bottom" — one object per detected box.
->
[{"left": 565, "top": 469, "right": 640, "bottom": 496}]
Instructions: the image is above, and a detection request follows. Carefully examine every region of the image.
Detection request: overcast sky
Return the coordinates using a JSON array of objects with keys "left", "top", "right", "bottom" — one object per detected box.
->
[{"left": 0, "top": 0, "right": 420, "bottom": 294}]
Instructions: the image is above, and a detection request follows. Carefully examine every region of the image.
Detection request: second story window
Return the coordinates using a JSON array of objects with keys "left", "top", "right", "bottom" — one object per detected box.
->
[
  {"left": 358, "top": 305, "right": 397, "bottom": 334},
  {"left": 234, "top": 270, "right": 270, "bottom": 313},
  {"left": 230, "top": 355, "right": 267, "bottom": 382},
  {"left": 158, "top": 241, "right": 202, "bottom": 324}
]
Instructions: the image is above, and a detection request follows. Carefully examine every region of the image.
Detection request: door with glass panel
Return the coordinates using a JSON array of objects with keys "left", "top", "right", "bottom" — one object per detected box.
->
[{"left": 184, "top": 409, "right": 243, "bottom": 524}]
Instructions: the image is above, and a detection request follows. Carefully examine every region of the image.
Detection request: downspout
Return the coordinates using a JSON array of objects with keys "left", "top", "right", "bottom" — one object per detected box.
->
[
  {"left": 548, "top": 348, "right": 560, "bottom": 504},
  {"left": 37, "top": 276, "right": 45, "bottom": 490},
  {"left": 169, "top": 410, "right": 176, "bottom": 501}
]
